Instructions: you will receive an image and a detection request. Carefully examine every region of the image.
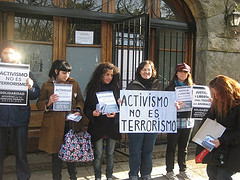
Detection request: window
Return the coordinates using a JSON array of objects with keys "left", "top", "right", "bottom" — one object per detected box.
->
[
  {"left": 15, "top": 0, "right": 54, "bottom": 7},
  {"left": 116, "top": 0, "right": 145, "bottom": 15},
  {"left": 66, "top": 0, "right": 102, "bottom": 11},
  {"left": 15, "top": 15, "right": 53, "bottom": 42},
  {"left": 160, "top": 1, "right": 178, "bottom": 21},
  {"left": 67, "top": 18, "right": 101, "bottom": 45}
]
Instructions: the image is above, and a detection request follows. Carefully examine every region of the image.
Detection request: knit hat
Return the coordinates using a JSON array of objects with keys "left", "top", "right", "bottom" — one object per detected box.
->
[{"left": 175, "top": 63, "right": 191, "bottom": 73}]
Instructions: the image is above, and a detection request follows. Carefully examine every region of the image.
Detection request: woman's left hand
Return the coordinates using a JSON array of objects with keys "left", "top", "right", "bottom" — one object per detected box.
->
[
  {"left": 117, "top": 98, "right": 122, "bottom": 105},
  {"left": 106, "top": 112, "right": 115, "bottom": 118},
  {"left": 74, "top": 112, "right": 80, "bottom": 116},
  {"left": 175, "top": 101, "right": 183, "bottom": 110},
  {"left": 211, "top": 139, "right": 220, "bottom": 148},
  {"left": 26, "top": 78, "right": 34, "bottom": 89}
]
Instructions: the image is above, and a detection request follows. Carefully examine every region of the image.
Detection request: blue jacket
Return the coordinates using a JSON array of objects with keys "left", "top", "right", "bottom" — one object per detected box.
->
[{"left": 0, "top": 72, "right": 40, "bottom": 127}]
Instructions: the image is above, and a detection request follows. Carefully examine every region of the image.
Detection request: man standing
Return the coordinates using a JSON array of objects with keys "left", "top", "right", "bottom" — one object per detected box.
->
[{"left": 0, "top": 42, "right": 40, "bottom": 180}]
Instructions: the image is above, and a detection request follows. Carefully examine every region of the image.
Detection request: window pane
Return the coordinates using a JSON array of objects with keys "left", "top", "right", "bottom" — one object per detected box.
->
[
  {"left": 15, "top": 16, "right": 53, "bottom": 42},
  {"left": 116, "top": 0, "right": 145, "bottom": 15},
  {"left": 158, "top": 30, "right": 185, "bottom": 89},
  {"left": 15, "top": 0, "right": 54, "bottom": 7},
  {"left": 67, "top": 18, "right": 101, "bottom": 44},
  {"left": 66, "top": 46, "right": 101, "bottom": 95},
  {"left": 66, "top": 0, "right": 102, "bottom": 11},
  {"left": 160, "top": 1, "right": 177, "bottom": 21},
  {"left": 15, "top": 42, "right": 53, "bottom": 91}
]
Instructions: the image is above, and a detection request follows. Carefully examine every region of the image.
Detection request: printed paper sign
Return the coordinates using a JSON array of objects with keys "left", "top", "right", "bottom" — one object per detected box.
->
[
  {"left": 175, "top": 85, "right": 211, "bottom": 120},
  {"left": 0, "top": 62, "right": 29, "bottom": 105},
  {"left": 192, "top": 85, "right": 211, "bottom": 119},
  {"left": 96, "top": 91, "right": 119, "bottom": 115},
  {"left": 53, "top": 84, "right": 72, "bottom": 111},
  {"left": 75, "top": 31, "right": 94, "bottom": 44},
  {"left": 119, "top": 90, "right": 177, "bottom": 133}
]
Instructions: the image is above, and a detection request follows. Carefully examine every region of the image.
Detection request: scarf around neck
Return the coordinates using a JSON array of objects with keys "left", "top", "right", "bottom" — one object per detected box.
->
[{"left": 174, "top": 79, "right": 186, "bottom": 87}]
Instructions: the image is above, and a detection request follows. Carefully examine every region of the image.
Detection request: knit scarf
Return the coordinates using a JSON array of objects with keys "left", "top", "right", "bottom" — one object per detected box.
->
[{"left": 174, "top": 79, "right": 186, "bottom": 87}]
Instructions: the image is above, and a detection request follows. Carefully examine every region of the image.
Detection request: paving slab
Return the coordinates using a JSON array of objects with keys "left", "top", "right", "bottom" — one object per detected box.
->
[{"left": 3, "top": 144, "right": 240, "bottom": 180}]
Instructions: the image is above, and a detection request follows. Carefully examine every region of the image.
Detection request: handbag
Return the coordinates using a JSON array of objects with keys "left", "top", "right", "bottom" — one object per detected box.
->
[
  {"left": 58, "top": 129, "right": 94, "bottom": 162},
  {"left": 195, "top": 144, "right": 228, "bottom": 165}
]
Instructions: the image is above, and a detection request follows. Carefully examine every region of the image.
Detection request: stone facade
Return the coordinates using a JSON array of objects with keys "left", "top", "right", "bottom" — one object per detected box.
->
[{"left": 185, "top": 0, "right": 240, "bottom": 85}]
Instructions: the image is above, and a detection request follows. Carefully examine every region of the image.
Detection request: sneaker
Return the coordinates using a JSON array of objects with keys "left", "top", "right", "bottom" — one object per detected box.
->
[
  {"left": 95, "top": 178, "right": 101, "bottom": 180},
  {"left": 166, "top": 172, "right": 179, "bottom": 180},
  {"left": 179, "top": 171, "right": 191, "bottom": 180},
  {"left": 107, "top": 178, "right": 113, "bottom": 180}
]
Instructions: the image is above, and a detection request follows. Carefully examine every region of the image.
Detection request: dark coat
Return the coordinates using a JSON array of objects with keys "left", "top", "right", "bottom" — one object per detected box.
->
[
  {"left": 36, "top": 77, "right": 84, "bottom": 154},
  {"left": 165, "top": 83, "right": 175, "bottom": 91},
  {"left": 84, "top": 84, "right": 121, "bottom": 142},
  {"left": 205, "top": 105, "right": 240, "bottom": 172},
  {"left": 0, "top": 72, "right": 40, "bottom": 127},
  {"left": 127, "top": 78, "right": 162, "bottom": 91}
]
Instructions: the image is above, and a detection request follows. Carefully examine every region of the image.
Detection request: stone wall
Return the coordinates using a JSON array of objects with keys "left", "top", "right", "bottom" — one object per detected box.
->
[{"left": 185, "top": 0, "right": 240, "bottom": 85}]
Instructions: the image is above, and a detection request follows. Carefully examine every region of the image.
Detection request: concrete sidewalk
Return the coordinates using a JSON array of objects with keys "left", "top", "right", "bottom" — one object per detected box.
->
[{"left": 3, "top": 144, "right": 240, "bottom": 180}]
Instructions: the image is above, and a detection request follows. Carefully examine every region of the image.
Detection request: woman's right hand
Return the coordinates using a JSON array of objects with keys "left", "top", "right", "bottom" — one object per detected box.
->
[
  {"left": 47, "top": 94, "right": 59, "bottom": 107},
  {"left": 175, "top": 101, "right": 183, "bottom": 110},
  {"left": 93, "top": 110, "right": 101, "bottom": 117}
]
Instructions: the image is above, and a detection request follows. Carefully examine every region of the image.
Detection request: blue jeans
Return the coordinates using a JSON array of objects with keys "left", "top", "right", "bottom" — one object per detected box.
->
[
  {"left": 207, "top": 165, "right": 235, "bottom": 180},
  {"left": 128, "top": 133, "right": 157, "bottom": 179},
  {"left": 93, "top": 138, "right": 116, "bottom": 179}
]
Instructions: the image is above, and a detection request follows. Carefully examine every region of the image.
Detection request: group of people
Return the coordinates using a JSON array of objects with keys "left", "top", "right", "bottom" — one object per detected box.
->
[{"left": 0, "top": 42, "right": 240, "bottom": 180}]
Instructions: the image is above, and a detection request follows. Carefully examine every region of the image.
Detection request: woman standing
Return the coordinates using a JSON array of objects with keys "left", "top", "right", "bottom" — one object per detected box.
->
[
  {"left": 205, "top": 75, "right": 240, "bottom": 180},
  {"left": 127, "top": 60, "right": 162, "bottom": 180},
  {"left": 84, "top": 62, "right": 121, "bottom": 180},
  {"left": 165, "top": 63, "right": 194, "bottom": 180},
  {"left": 37, "top": 60, "right": 84, "bottom": 180}
]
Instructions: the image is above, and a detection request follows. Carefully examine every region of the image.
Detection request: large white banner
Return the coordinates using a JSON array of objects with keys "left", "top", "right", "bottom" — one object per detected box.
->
[
  {"left": 120, "top": 90, "right": 177, "bottom": 133},
  {"left": 0, "top": 62, "right": 29, "bottom": 105}
]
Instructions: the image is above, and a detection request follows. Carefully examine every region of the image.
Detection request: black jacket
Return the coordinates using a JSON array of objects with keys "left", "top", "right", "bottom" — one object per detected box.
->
[
  {"left": 204, "top": 105, "right": 240, "bottom": 171},
  {"left": 0, "top": 72, "right": 40, "bottom": 127},
  {"left": 165, "top": 83, "right": 175, "bottom": 91},
  {"left": 84, "top": 84, "right": 121, "bottom": 142},
  {"left": 127, "top": 78, "right": 162, "bottom": 91}
]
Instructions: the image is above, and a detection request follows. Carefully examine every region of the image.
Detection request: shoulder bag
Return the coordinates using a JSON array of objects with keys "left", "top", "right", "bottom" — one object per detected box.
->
[
  {"left": 58, "top": 129, "right": 94, "bottom": 162},
  {"left": 195, "top": 144, "right": 228, "bottom": 165}
]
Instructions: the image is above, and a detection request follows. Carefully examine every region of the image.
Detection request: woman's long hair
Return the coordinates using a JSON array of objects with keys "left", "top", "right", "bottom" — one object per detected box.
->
[
  {"left": 85, "top": 62, "right": 120, "bottom": 96},
  {"left": 169, "top": 64, "right": 194, "bottom": 86},
  {"left": 209, "top": 75, "right": 240, "bottom": 117}
]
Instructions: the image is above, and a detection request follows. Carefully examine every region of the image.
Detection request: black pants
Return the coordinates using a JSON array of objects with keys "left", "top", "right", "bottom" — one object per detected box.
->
[
  {"left": 0, "top": 126, "right": 30, "bottom": 180},
  {"left": 52, "top": 153, "right": 77, "bottom": 180},
  {"left": 52, "top": 121, "right": 77, "bottom": 180},
  {"left": 165, "top": 128, "right": 192, "bottom": 172}
]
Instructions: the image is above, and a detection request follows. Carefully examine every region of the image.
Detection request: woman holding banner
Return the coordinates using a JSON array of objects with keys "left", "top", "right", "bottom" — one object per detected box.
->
[
  {"left": 204, "top": 75, "right": 240, "bottom": 180},
  {"left": 84, "top": 62, "right": 121, "bottom": 180},
  {"left": 165, "top": 63, "right": 194, "bottom": 180},
  {"left": 37, "top": 60, "right": 84, "bottom": 180},
  {"left": 127, "top": 60, "right": 162, "bottom": 180}
]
